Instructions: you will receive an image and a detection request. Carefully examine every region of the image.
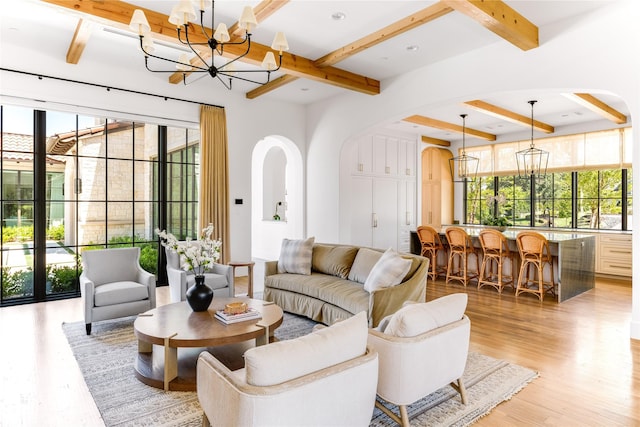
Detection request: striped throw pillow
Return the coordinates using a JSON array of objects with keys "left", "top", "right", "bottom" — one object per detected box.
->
[{"left": 277, "top": 237, "right": 315, "bottom": 275}]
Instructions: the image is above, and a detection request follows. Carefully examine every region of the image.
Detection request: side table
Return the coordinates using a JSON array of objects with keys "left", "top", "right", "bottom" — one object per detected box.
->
[{"left": 229, "top": 260, "right": 255, "bottom": 298}]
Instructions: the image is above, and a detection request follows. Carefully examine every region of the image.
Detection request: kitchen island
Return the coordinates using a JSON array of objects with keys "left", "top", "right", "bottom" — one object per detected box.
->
[{"left": 410, "top": 226, "right": 596, "bottom": 302}]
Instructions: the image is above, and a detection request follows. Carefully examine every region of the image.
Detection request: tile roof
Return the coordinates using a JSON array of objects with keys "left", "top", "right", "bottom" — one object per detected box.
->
[{"left": 1, "top": 133, "right": 65, "bottom": 165}]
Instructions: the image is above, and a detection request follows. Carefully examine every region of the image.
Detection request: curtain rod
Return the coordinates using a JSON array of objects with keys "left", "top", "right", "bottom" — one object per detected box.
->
[{"left": 0, "top": 67, "right": 223, "bottom": 108}]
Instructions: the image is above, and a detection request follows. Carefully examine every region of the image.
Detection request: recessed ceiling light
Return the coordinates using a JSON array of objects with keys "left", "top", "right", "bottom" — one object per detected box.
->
[
  {"left": 406, "top": 45, "right": 419, "bottom": 52},
  {"left": 331, "top": 12, "right": 346, "bottom": 21}
]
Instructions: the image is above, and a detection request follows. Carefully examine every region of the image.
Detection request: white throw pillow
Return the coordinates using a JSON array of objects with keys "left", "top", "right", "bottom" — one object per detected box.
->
[
  {"left": 277, "top": 237, "right": 315, "bottom": 275},
  {"left": 243, "top": 311, "right": 368, "bottom": 386},
  {"left": 383, "top": 293, "right": 468, "bottom": 337},
  {"left": 347, "top": 248, "right": 383, "bottom": 283},
  {"left": 363, "top": 248, "right": 412, "bottom": 292}
]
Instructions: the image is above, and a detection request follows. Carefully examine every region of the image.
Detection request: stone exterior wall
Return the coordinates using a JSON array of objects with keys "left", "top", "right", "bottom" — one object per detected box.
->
[
  {"left": 65, "top": 123, "right": 199, "bottom": 246},
  {"left": 73, "top": 124, "right": 158, "bottom": 245}
]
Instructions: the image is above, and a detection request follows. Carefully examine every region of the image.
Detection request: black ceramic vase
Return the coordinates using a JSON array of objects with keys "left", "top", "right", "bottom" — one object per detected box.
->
[{"left": 186, "top": 275, "right": 213, "bottom": 312}]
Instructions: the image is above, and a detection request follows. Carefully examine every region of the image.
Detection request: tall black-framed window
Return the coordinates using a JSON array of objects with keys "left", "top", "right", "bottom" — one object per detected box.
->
[
  {"left": 465, "top": 169, "right": 632, "bottom": 231},
  {"left": 0, "top": 105, "right": 199, "bottom": 306}
]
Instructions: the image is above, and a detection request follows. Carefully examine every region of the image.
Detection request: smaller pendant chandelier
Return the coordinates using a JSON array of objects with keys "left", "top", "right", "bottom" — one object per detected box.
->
[
  {"left": 516, "top": 100, "right": 549, "bottom": 178},
  {"left": 449, "top": 114, "right": 479, "bottom": 183}
]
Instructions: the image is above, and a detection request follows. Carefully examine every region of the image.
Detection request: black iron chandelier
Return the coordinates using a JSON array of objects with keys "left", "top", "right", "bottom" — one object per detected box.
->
[
  {"left": 129, "top": 0, "right": 289, "bottom": 89},
  {"left": 516, "top": 100, "right": 549, "bottom": 178},
  {"left": 449, "top": 114, "right": 479, "bottom": 183}
]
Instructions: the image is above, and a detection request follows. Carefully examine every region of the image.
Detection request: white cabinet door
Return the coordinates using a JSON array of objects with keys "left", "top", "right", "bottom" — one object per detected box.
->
[
  {"left": 372, "top": 135, "right": 387, "bottom": 175},
  {"left": 397, "top": 179, "right": 415, "bottom": 252},
  {"left": 385, "top": 138, "right": 398, "bottom": 176},
  {"left": 398, "top": 139, "right": 416, "bottom": 177},
  {"left": 399, "top": 179, "right": 416, "bottom": 229},
  {"left": 405, "top": 140, "right": 416, "bottom": 177},
  {"left": 372, "top": 179, "right": 398, "bottom": 249},
  {"left": 350, "top": 178, "right": 400, "bottom": 249},
  {"left": 350, "top": 178, "right": 374, "bottom": 247},
  {"left": 355, "top": 138, "right": 373, "bottom": 174}
]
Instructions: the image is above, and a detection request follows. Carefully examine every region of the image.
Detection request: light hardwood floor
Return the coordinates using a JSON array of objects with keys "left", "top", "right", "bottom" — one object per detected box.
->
[{"left": 0, "top": 276, "right": 638, "bottom": 426}]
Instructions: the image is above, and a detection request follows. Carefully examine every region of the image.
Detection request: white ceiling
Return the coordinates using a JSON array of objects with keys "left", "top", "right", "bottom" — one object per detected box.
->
[{"left": 1, "top": 0, "right": 629, "bottom": 144}]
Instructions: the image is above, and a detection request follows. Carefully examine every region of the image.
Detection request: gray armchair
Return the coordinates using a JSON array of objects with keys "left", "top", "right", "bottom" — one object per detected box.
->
[
  {"left": 80, "top": 247, "right": 156, "bottom": 335},
  {"left": 165, "top": 244, "right": 234, "bottom": 303}
]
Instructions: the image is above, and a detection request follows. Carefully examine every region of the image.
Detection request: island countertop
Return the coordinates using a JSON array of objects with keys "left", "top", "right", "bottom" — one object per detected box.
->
[
  {"left": 410, "top": 226, "right": 596, "bottom": 303},
  {"left": 439, "top": 225, "right": 595, "bottom": 243}
]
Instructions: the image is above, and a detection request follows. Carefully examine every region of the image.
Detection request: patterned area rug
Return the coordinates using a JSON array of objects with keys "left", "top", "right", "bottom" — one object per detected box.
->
[{"left": 63, "top": 312, "right": 537, "bottom": 427}]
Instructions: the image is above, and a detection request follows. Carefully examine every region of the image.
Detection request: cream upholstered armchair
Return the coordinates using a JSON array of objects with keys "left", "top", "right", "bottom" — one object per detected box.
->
[
  {"left": 196, "top": 311, "right": 378, "bottom": 427},
  {"left": 367, "top": 294, "right": 470, "bottom": 427},
  {"left": 80, "top": 247, "right": 156, "bottom": 335},
  {"left": 165, "top": 244, "right": 234, "bottom": 303}
]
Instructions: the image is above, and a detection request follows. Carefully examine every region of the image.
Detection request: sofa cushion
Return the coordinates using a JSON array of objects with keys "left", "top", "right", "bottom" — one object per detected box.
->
[
  {"left": 244, "top": 311, "right": 368, "bottom": 386},
  {"left": 383, "top": 293, "right": 468, "bottom": 337},
  {"left": 347, "top": 248, "right": 383, "bottom": 283},
  {"left": 312, "top": 244, "right": 359, "bottom": 279},
  {"left": 83, "top": 247, "right": 140, "bottom": 285},
  {"left": 94, "top": 281, "right": 149, "bottom": 307},
  {"left": 278, "top": 237, "right": 315, "bottom": 275},
  {"left": 363, "top": 248, "right": 412, "bottom": 293},
  {"left": 265, "top": 273, "right": 370, "bottom": 316}
]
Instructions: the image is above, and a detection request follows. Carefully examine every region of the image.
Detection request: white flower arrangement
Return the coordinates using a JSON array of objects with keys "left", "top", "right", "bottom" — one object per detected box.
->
[{"left": 156, "top": 224, "right": 222, "bottom": 276}]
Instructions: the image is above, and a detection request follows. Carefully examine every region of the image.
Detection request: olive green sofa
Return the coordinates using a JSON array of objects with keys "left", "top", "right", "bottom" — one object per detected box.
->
[{"left": 263, "top": 243, "right": 429, "bottom": 328}]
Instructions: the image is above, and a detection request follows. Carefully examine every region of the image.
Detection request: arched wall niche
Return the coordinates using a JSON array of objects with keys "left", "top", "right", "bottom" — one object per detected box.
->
[
  {"left": 251, "top": 135, "right": 304, "bottom": 262},
  {"left": 262, "top": 146, "right": 287, "bottom": 221}
]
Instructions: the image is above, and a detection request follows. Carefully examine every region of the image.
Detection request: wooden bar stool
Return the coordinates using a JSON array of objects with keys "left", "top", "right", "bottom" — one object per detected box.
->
[
  {"left": 478, "top": 228, "right": 515, "bottom": 294},
  {"left": 515, "top": 231, "right": 556, "bottom": 301},
  {"left": 416, "top": 225, "right": 447, "bottom": 281},
  {"left": 445, "top": 227, "right": 479, "bottom": 287}
]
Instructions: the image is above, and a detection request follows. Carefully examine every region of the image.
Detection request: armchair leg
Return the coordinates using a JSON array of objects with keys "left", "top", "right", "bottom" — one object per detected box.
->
[
  {"left": 451, "top": 378, "right": 468, "bottom": 405},
  {"left": 85, "top": 323, "right": 92, "bottom": 335},
  {"left": 375, "top": 399, "right": 409, "bottom": 427},
  {"left": 399, "top": 405, "right": 410, "bottom": 427}
]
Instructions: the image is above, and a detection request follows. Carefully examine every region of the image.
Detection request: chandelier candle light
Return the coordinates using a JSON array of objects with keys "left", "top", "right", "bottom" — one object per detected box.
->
[
  {"left": 516, "top": 100, "right": 549, "bottom": 178},
  {"left": 449, "top": 113, "right": 479, "bottom": 183},
  {"left": 129, "top": 0, "right": 289, "bottom": 89}
]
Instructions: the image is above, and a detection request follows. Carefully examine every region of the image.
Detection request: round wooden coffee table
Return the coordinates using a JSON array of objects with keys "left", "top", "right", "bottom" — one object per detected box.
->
[{"left": 133, "top": 298, "right": 283, "bottom": 391}]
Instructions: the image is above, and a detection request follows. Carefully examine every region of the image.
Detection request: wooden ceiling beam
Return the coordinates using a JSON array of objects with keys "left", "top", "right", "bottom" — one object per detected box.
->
[
  {"left": 441, "top": 0, "right": 538, "bottom": 51},
  {"left": 247, "top": 2, "right": 453, "bottom": 99},
  {"left": 315, "top": 3, "right": 453, "bottom": 67},
  {"left": 565, "top": 93, "right": 627, "bottom": 124},
  {"left": 246, "top": 74, "right": 298, "bottom": 99},
  {"left": 66, "top": 19, "right": 94, "bottom": 64},
  {"left": 41, "top": 0, "right": 380, "bottom": 96},
  {"left": 403, "top": 115, "right": 496, "bottom": 141},
  {"left": 464, "top": 99, "right": 554, "bottom": 133},
  {"left": 421, "top": 135, "right": 451, "bottom": 147}
]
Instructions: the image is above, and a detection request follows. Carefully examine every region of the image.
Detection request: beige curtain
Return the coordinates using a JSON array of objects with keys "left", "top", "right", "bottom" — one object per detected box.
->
[{"left": 199, "top": 105, "right": 230, "bottom": 263}]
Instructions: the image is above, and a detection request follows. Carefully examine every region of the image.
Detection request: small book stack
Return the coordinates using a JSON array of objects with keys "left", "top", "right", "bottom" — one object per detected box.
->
[{"left": 215, "top": 307, "right": 262, "bottom": 324}]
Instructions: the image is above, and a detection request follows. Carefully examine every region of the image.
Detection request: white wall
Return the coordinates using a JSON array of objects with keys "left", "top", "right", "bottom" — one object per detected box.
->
[{"left": 305, "top": 0, "right": 640, "bottom": 338}]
